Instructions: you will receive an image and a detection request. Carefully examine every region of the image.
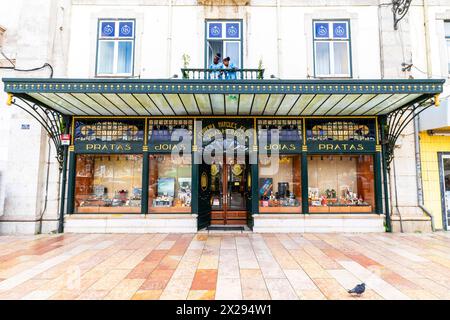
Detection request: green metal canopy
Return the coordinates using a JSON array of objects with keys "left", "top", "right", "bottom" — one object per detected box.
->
[{"left": 3, "top": 78, "right": 444, "bottom": 117}]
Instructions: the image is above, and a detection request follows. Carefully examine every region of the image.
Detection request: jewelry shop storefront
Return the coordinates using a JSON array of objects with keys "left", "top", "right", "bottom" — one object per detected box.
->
[{"left": 3, "top": 78, "right": 444, "bottom": 233}]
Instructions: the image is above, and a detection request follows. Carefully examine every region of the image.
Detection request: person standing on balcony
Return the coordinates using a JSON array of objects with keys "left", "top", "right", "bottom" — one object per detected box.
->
[
  {"left": 222, "top": 57, "right": 237, "bottom": 80},
  {"left": 209, "top": 53, "right": 223, "bottom": 79}
]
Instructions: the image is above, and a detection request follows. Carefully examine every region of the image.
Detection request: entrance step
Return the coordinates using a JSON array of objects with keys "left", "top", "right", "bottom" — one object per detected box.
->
[
  {"left": 201, "top": 225, "right": 252, "bottom": 233},
  {"left": 208, "top": 225, "right": 245, "bottom": 231}
]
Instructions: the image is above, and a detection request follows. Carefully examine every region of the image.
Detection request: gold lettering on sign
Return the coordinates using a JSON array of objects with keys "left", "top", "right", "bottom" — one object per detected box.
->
[
  {"left": 154, "top": 144, "right": 187, "bottom": 151},
  {"left": 318, "top": 143, "right": 365, "bottom": 151},
  {"left": 264, "top": 144, "right": 297, "bottom": 151},
  {"left": 83, "top": 143, "right": 133, "bottom": 152}
]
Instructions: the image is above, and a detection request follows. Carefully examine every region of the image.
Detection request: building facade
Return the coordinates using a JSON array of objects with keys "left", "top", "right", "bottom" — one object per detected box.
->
[{"left": 0, "top": 0, "right": 447, "bottom": 234}]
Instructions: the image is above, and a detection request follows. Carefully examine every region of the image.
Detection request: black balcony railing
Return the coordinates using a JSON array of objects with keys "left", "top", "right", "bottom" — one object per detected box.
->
[{"left": 181, "top": 68, "right": 265, "bottom": 80}]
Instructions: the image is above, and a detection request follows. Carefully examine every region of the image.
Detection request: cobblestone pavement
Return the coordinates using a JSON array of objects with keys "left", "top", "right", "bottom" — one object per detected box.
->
[{"left": 0, "top": 232, "right": 450, "bottom": 300}]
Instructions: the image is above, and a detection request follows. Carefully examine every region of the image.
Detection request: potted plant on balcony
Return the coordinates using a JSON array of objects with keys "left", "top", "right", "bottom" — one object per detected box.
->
[{"left": 182, "top": 53, "right": 191, "bottom": 79}]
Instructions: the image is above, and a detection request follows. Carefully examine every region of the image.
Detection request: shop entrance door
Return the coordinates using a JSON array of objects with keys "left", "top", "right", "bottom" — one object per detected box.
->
[
  {"left": 440, "top": 154, "right": 450, "bottom": 230},
  {"left": 210, "top": 157, "right": 248, "bottom": 225}
]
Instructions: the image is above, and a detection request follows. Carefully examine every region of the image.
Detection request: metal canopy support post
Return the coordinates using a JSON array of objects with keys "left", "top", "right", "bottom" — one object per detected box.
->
[
  {"left": 380, "top": 116, "right": 391, "bottom": 232},
  {"left": 10, "top": 94, "right": 65, "bottom": 169},
  {"left": 382, "top": 97, "right": 436, "bottom": 172},
  {"left": 380, "top": 96, "right": 437, "bottom": 232},
  {"left": 58, "top": 116, "right": 70, "bottom": 233},
  {"left": 66, "top": 148, "right": 76, "bottom": 216},
  {"left": 141, "top": 150, "right": 149, "bottom": 215}
]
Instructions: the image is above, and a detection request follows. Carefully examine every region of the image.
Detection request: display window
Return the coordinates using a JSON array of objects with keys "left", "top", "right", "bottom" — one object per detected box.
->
[
  {"left": 149, "top": 154, "right": 192, "bottom": 213},
  {"left": 74, "top": 154, "right": 143, "bottom": 213},
  {"left": 308, "top": 155, "right": 375, "bottom": 213},
  {"left": 258, "top": 155, "right": 302, "bottom": 213}
]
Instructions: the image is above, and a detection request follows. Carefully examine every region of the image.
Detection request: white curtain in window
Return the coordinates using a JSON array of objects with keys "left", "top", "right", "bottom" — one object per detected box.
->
[
  {"left": 333, "top": 42, "right": 349, "bottom": 75},
  {"left": 224, "top": 41, "right": 240, "bottom": 68},
  {"left": 98, "top": 41, "right": 115, "bottom": 74},
  {"left": 315, "top": 42, "right": 330, "bottom": 75},
  {"left": 447, "top": 40, "right": 450, "bottom": 73},
  {"left": 117, "top": 41, "right": 133, "bottom": 74},
  {"left": 445, "top": 22, "right": 450, "bottom": 37}
]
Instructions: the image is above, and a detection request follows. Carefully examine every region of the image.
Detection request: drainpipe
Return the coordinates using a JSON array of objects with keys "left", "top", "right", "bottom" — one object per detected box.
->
[
  {"left": 377, "top": 1, "right": 384, "bottom": 79},
  {"left": 392, "top": 155, "right": 403, "bottom": 232},
  {"left": 423, "top": 0, "right": 432, "bottom": 78},
  {"left": 276, "top": 0, "right": 282, "bottom": 77},
  {"left": 413, "top": 0, "right": 435, "bottom": 231},
  {"left": 167, "top": 0, "right": 173, "bottom": 77}
]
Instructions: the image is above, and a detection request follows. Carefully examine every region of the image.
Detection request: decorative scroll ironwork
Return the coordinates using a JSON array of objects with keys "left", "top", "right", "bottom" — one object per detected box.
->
[
  {"left": 381, "top": 97, "right": 436, "bottom": 171},
  {"left": 10, "top": 95, "right": 65, "bottom": 170},
  {"left": 392, "top": 0, "right": 412, "bottom": 30}
]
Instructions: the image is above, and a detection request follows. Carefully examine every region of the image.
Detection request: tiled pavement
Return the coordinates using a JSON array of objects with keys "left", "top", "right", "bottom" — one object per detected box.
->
[{"left": 1, "top": 232, "right": 450, "bottom": 300}]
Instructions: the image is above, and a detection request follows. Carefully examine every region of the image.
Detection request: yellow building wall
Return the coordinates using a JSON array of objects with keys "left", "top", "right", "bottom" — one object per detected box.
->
[{"left": 419, "top": 132, "right": 450, "bottom": 230}]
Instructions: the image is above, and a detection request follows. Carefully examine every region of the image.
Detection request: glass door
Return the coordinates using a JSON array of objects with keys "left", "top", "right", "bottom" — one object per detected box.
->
[
  {"left": 227, "top": 161, "right": 246, "bottom": 211},
  {"left": 210, "top": 157, "right": 247, "bottom": 225},
  {"left": 441, "top": 155, "right": 450, "bottom": 229}
]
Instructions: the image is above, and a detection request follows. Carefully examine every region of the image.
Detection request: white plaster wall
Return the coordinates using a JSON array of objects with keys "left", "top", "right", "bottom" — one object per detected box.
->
[
  {"left": 66, "top": 1, "right": 382, "bottom": 79},
  {"left": 0, "top": 0, "right": 71, "bottom": 234}
]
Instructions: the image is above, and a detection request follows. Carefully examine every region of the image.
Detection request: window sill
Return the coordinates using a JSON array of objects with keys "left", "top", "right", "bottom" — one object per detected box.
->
[
  {"left": 313, "top": 75, "right": 353, "bottom": 80},
  {"left": 95, "top": 74, "right": 135, "bottom": 79}
]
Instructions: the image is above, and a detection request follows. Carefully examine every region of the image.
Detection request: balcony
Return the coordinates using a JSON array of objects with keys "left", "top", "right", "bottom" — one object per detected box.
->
[{"left": 181, "top": 68, "right": 265, "bottom": 80}]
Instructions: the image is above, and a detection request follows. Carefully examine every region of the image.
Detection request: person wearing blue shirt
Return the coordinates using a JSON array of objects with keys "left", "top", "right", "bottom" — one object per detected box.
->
[
  {"left": 208, "top": 53, "right": 223, "bottom": 79},
  {"left": 222, "top": 57, "right": 237, "bottom": 80}
]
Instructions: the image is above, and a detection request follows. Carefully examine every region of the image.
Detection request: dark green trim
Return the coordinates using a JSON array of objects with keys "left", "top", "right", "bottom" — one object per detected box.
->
[
  {"left": 74, "top": 141, "right": 143, "bottom": 153},
  {"left": 58, "top": 116, "right": 71, "bottom": 233},
  {"left": 249, "top": 163, "right": 258, "bottom": 228},
  {"left": 148, "top": 141, "right": 192, "bottom": 153},
  {"left": 307, "top": 141, "right": 376, "bottom": 154},
  {"left": 380, "top": 116, "right": 391, "bottom": 232},
  {"left": 67, "top": 150, "right": 76, "bottom": 215},
  {"left": 141, "top": 151, "right": 149, "bottom": 215},
  {"left": 374, "top": 151, "right": 383, "bottom": 214},
  {"left": 260, "top": 142, "right": 303, "bottom": 154},
  {"left": 301, "top": 152, "right": 309, "bottom": 214},
  {"left": 4, "top": 78, "right": 444, "bottom": 95}
]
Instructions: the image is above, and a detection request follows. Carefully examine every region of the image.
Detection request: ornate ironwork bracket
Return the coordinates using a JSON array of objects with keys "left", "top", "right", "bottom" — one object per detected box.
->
[
  {"left": 381, "top": 96, "right": 436, "bottom": 171},
  {"left": 392, "top": 0, "right": 412, "bottom": 30},
  {"left": 8, "top": 94, "right": 66, "bottom": 171}
]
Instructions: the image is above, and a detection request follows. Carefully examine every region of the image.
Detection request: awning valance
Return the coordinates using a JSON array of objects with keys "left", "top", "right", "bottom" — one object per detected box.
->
[{"left": 3, "top": 78, "right": 444, "bottom": 117}]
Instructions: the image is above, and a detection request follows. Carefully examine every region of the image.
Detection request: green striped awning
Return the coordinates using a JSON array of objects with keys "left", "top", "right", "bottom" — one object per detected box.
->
[{"left": 3, "top": 78, "right": 444, "bottom": 117}]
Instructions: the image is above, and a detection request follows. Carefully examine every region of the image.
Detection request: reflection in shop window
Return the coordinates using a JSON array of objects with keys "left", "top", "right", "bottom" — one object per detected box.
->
[
  {"left": 74, "top": 154, "right": 143, "bottom": 213},
  {"left": 149, "top": 155, "right": 192, "bottom": 213},
  {"left": 308, "top": 155, "right": 374, "bottom": 213},
  {"left": 258, "top": 155, "right": 302, "bottom": 213}
]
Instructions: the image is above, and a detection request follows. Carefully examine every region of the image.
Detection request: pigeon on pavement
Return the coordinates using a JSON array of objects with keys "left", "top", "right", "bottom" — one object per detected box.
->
[{"left": 348, "top": 283, "right": 366, "bottom": 296}]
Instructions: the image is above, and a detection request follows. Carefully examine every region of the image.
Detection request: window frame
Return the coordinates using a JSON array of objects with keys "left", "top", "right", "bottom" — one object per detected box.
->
[
  {"left": 312, "top": 19, "right": 352, "bottom": 78},
  {"left": 444, "top": 21, "right": 450, "bottom": 74},
  {"left": 204, "top": 19, "right": 243, "bottom": 69},
  {"left": 95, "top": 18, "right": 136, "bottom": 78}
]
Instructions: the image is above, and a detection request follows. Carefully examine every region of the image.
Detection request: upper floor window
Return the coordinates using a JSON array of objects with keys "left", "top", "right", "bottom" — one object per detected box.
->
[
  {"left": 96, "top": 19, "right": 135, "bottom": 77},
  {"left": 445, "top": 21, "right": 450, "bottom": 73},
  {"left": 313, "top": 20, "right": 351, "bottom": 77},
  {"left": 206, "top": 20, "right": 242, "bottom": 69}
]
